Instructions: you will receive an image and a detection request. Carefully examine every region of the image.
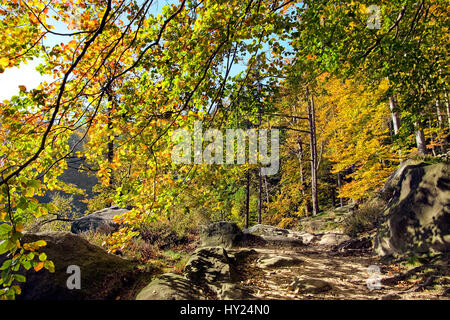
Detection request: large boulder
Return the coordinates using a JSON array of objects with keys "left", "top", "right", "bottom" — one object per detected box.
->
[
  {"left": 136, "top": 246, "right": 256, "bottom": 300},
  {"left": 5, "top": 232, "right": 147, "bottom": 300},
  {"left": 136, "top": 273, "right": 201, "bottom": 300},
  {"left": 184, "top": 247, "right": 234, "bottom": 284},
  {"left": 199, "top": 222, "right": 243, "bottom": 248},
  {"left": 71, "top": 206, "right": 129, "bottom": 234},
  {"left": 375, "top": 161, "right": 450, "bottom": 256},
  {"left": 380, "top": 159, "right": 424, "bottom": 200}
]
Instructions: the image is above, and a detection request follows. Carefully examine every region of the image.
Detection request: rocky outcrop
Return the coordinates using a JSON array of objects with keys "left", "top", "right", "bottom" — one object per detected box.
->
[
  {"left": 7, "top": 232, "right": 147, "bottom": 300},
  {"left": 136, "top": 273, "right": 201, "bottom": 300},
  {"left": 257, "top": 255, "right": 303, "bottom": 269},
  {"left": 375, "top": 161, "right": 450, "bottom": 256},
  {"left": 184, "top": 247, "right": 234, "bottom": 284},
  {"left": 199, "top": 222, "right": 243, "bottom": 248},
  {"left": 71, "top": 206, "right": 129, "bottom": 234},
  {"left": 318, "top": 233, "right": 351, "bottom": 246},
  {"left": 332, "top": 237, "right": 372, "bottom": 253},
  {"left": 136, "top": 246, "right": 257, "bottom": 300},
  {"left": 243, "top": 224, "right": 314, "bottom": 247}
]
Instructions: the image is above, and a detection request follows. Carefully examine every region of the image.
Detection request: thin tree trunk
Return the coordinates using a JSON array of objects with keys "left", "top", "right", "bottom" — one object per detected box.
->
[
  {"left": 445, "top": 92, "right": 450, "bottom": 129},
  {"left": 245, "top": 169, "right": 250, "bottom": 229},
  {"left": 264, "top": 176, "right": 270, "bottom": 204},
  {"left": 415, "top": 123, "right": 426, "bottom": 155},
  {"left": 428, "top": 118, "right": 436, "bottom": 156},
  {"left": 436, "top": 99, "right": 443, "bottom": 128},
  {"left": 258, "top": 99, "right": 262, "bottom": 224},
  {"left": 306, "top": 86, "right": 319, "bottom": 216},
  {"left": 337, "top": 173, "right": 343, "bottom": 207},
  {"left": 107, "top": 92, "right": 114, "bottom": 188},
  {"left": 331, "top": 187, "right": 336, "bottom": 208},
  {"left": 298, "top": 139, "right": 309, "bottom": 215},
  {"left": 389, "top": 95, "right": 401, "bottom": 134},
  {"left": 436, "top": 99, "right": 446, "bottom": 154}
]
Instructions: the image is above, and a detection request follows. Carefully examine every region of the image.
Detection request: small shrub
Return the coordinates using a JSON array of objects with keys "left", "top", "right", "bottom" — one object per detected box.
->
[{"left": 342, "top": 199, "right": 384, "bottom": 238}]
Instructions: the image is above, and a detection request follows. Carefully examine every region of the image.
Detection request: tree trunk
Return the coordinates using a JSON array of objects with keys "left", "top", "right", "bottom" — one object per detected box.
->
[
  {"left": 298, "top": 139, "right": 309, "bottom": 215},
  {"left": 331, "top": 187, "right": 336, "bottom": 208},
  {"left": 337, "top": 173, "right": 343, "bottom": 207},
  {"left": 445, "top": 92, "right": 450, "bottom": 129},
  {"left": 258, "top": 100, "right": 262, "bottom": 224},
  {"left": 245, "top": 169, "right": 250, "bottom": 229},
  {"left": 415, "top": 123, "right": 426, "bottom": 155},
  {"left": 107, "top": 92, "right": 115, "bottom": 187},
  {"left": 436, "top": 99, "right": 443, "bottom": 128},
  {"left": 306, "top": 86, "right": 319, "bottom": 216},
  {"left": 389, "top": 95, "right": 401, "bottom": 134}
]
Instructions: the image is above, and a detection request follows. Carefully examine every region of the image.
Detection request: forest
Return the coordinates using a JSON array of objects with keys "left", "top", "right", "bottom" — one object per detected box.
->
[{"left": 0, "top": 0, "right": 448, "bottom": 302}]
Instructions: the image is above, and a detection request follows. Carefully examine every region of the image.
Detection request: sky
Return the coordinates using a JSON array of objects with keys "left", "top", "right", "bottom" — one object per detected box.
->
[{"left": 0, "top": 58, "right": 50, "bottom": 101}]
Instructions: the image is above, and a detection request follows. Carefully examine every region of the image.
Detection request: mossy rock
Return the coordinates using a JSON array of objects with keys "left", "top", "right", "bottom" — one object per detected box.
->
[{"left": 7, "top": 232, "right": 150, "bottom": 300}]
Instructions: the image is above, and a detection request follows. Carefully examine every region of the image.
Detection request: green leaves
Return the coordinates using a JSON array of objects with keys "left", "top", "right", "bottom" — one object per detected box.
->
[{"left": 0, "top": 224, "right": 12, "bottom": 236}]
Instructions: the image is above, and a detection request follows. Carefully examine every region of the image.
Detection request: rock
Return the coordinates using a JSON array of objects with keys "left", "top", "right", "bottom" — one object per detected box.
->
[
  {"left": 333, "top": 237, "right": 372, "bottom": 252},
  {"left": 6, "top": 231, "right": 144, "bottom": 300},
  {"left": 71, "top": 205, "right": 129, "bottom": 234},
  {"left": 380, "top": 159, "right": 424, "bottom": 200},
  {"left": 289, "top": 276, "right": 332, "bottom": 294},
  {"left": 297, "top": 232, "right": 316, "bottom": 245},
  {"left": 334, "top": 204, "right": 358, "bottom": 213},
  {"left": 381, "top": 293, "right": 401, "bottom": 300},
  {"left": 230, "top": 248, "right": 258, "bottom": 262},
  {"left": 200, "top": 222, "right": 243, "bottom": 248},
  {"left": 244, "top": 224, "right": 289, "bottom": 237},
  {"left": 243, "top": 224, "right": 313, "bottom": 247},
  {"left": 257, "top": 255, "right": 303, "bottom": 268},
  {"left": 218, "top": 283, "right": 254, "bottom": 300},
  {"left": 375, "top": 162, "right": 450, "bottom": 256},
  {"left": 259, "top": 236, "right": 305, "bottom": 248},
  {"left": 138, "top": 247, "right": 252, "bottom": 300},
  {"left": 318, "top": 233, "right": 351, "bottom": 246},
  {"left": 184, "top": 247, "right": 234, "bottom": 284},
  {"left": 136, "top": 273, "right": 200, "bottom": 300}
]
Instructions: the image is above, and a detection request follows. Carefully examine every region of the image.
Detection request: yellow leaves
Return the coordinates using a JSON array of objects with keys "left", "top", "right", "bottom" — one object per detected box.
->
[
  {"left": 36, "top": 206, "right": 48, "bottom": 218},
  {"left": 24, "top": 187, "right": 35, "bottom": 198},
  {"left": 0, "top": 57, "right": 8, "bottom": 73},
  {"left": 359, "top": 4, "right": 367, "bottom": 14},
  {"left": 23, "top": 240, "right": 47, "bottom": 252}
]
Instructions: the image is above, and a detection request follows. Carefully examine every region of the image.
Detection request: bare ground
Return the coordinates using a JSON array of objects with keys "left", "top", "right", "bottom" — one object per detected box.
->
[{"left": 231, "top": 246, "right": 450, "bottom": 300}]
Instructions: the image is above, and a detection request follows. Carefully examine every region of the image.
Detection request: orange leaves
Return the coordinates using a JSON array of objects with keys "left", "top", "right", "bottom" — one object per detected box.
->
[{"left": 34, "top": 262, "right": 44, "bottom": 272}]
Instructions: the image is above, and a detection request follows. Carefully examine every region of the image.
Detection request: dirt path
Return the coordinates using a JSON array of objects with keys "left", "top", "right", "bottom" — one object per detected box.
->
[{"left": 232, "top": 247, "right": 449, "bottom": 300}]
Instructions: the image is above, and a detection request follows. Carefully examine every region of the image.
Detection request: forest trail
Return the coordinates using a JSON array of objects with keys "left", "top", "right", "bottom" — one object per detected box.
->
[{"left": 230, "top": 246, "right": 449, "bottom": 300}]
